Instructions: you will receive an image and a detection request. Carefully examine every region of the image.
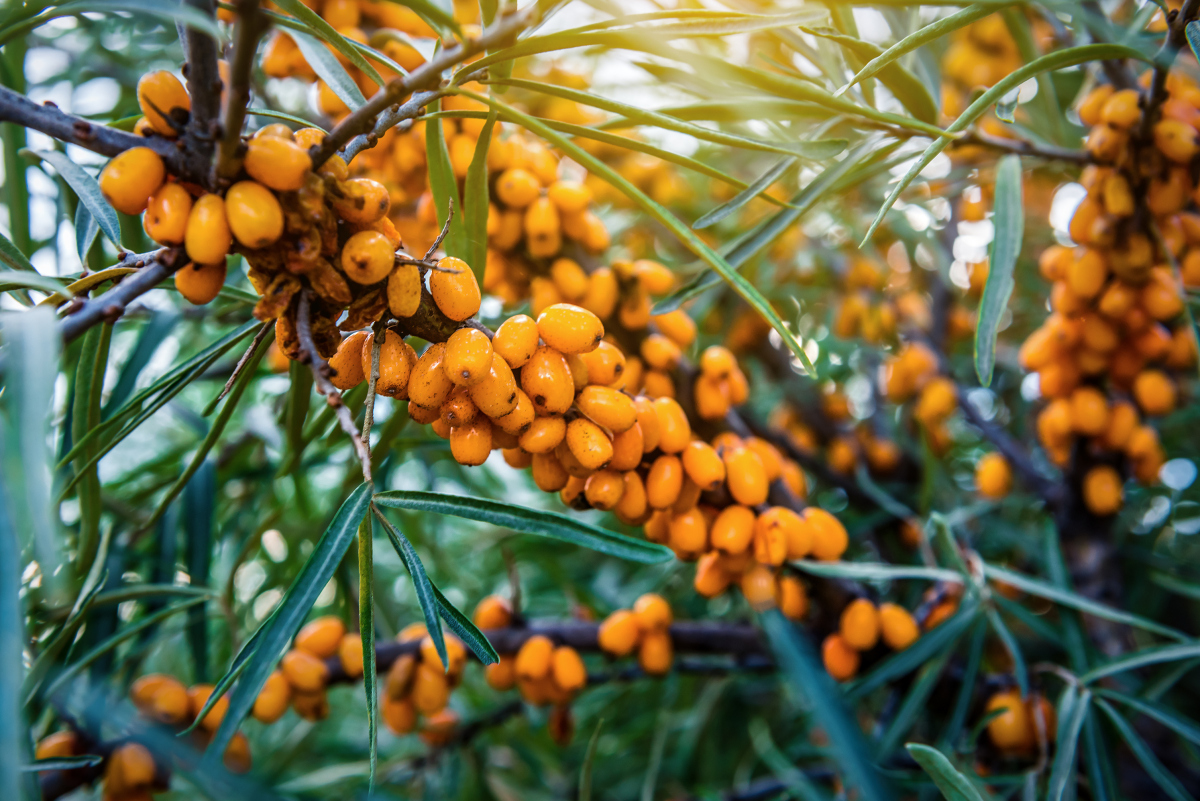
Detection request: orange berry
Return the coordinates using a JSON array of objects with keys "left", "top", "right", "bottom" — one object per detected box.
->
[
  {"left": 878, "top": 603, "right": 919, "bottom": 650},
  {"left": 515, "top": 634, "right": 554, "bottom": 679},
  {"left": 681, "top": 440, "right": 725, "bottom": 491},
  {"left": 521, "top": 346, "right": 575, "bottom": 414},
  {"left": 188, "top": 684, "right": 229, "bottom": 731},
  {"left": 638, "top": 629, "right": 673, "bottom": 675},
  {"left": 633, "top": 593, "right": 672, "bottom": 631},
  {"left": 778, "top": 575, "right": 808, "bottom": 620},
  {"left": 493, "top": 314, "right": 539, "bottom": 368},
  {"left": 295, "top": 615, "right": 346, "bottom": 658},
  {"left": 364, "top": 330, "right": 416, "bottom": 397},
  {"left": 184, "top": 193, "right": 232, "bottom": 266},
  {"left": 244, "top": 135, "right": 311, "bottom": 191},
  {"left": 1133, "top": 369, "right": 1177, "bottom": 416},
  {"left": 519, "top": 415, "right": 567, "bottom": 454},
  {"left": 496, "top": 167, "right": 541, "bottom": 207},
  {"left": 652, "top": 397, "right": 691, "bottom": 453},
  {"left": 723, "top": 446, "right": 768, "bottom": 506},
  {"left": 282, "top": 648, "right": 329, "bottom": 692},
  {"left": 442, "top": 327, "right": 494, "bottom": 387},
  {"left": 430, "top": 256, "right": 481, "bottom": 321},
  {"left": 975, "top": 452, "right": 1012, "bottom": 499},
  {"left": 35, "top": 731, "right": 77, "bottom": 761},
  {"left": 584, "top": 468, "right": 624, "bottom": 510},
  {"left": 537, "top": 303, "right": 604, "bottom": 354},
  {"left": 130, "top": 673, "right": 189, "bottom": 724},
  {"left": 142, "top": 182, "right": 192, "bottom": 244},
  {"left": 225, "top": 180, "right": 284, "bottom": 249},
  {"left": 822, "top": 633, "right": 860, "bottom": 681},
  {"left": 328, "top": 331, "right": 367, "bottom": 390},
  {"left": 106, "top": 742, "right": 156, "bottom": 795},
  {"left": 760, "top": 506, "right": 810, "bottom": 560},
  {"left": 575, "top": 385, "right": 637, "bottom": 432},
  {"left": 382, "top": 695, "right": 417, "bottom": 734},
  {"left": 411, "top": 662, "right": 450, "bottom": 714},
  {"left": 341, "top": 230, "right": 394, "bottom": 285},
  {"left": 986, "top": 690, "right": 1033, "bottom": 752},
  {"left": 252, "top": 670, "right": 291, "bottom": 723},
  {"left": 137, "top": 70, "right": 190, "bottom": 136},
  {"left": 551, "top": 646, "right": 587, "bottom": 693},
  {"left": 99, "top": 147, "right": 166, "bottom": 216},
  {"left": 472, "top": 595, "right": 512, "bottom": 629},
  {"left": 339, "top": 633, "right": 364, "bottom": 678},
  {"left": 839, "top": 598, "right": 880, "bottom": 651},
  {"left": 565, "top": 417, "right": 613, "bottom": 470},
  {"left": 408, "top": 342, "right": 455, "bottom": 409},
  {"left": 598, "top": 609, "right": 641, "bottom": 656},
  {"left": 175, "top": 261, "right": 226, "bottom": 305},
  {"left": 805, "top": 507, "right": 849, "bottom": 561},
  {"left": 1083, "top": 465, "right": 1123, "bottom": 516}
]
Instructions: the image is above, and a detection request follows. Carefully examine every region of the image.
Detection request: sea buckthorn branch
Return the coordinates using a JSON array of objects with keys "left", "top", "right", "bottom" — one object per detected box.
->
[
  {"left": 0, "top": 87, "right": 202, "bottom": 185},
  {"left": 1138, "top": 0, "right": 1200, "bottom": 143},
  {"left": 340, "top": 88, "right": 444, "bottom": 164},
  {"left": 1078, "top": 1, "right": 1139, "bottom": 90},
  {"left": 296, "top": 290, "right": 374, "bottom": 483},
  {"left": 321, "top": 620, "right": 770, "bottom": 684},
  {"left": 310, "top": 3, "right": 540, "bottom": 167},
  {"left": 386, "top": 700, "right": 525, "bottom": 777},
  {"left": 956, "top": 391, "right": 1064, "bottom": 507},
  {"left": 181, "top": 0, "right": 223, "bottom": 152},
  {"left": 215, "top": 0, "right": 269, "bottom": 182},
  {"left": 58, "top": 248, "right": 185, "bottom": 345},
  {"left": 955, "top": 129, "right": 1094, "bottom": 164}
]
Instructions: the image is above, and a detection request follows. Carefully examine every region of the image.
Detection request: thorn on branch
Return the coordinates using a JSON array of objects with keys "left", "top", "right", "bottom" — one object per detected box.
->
[{"left": 424, "top": 199, "right": 455, "bottom": 260}]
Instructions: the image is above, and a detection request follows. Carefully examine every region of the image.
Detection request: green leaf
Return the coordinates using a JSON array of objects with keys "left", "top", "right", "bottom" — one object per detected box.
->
[
  {"left": 1095, "top": 688, "right": 1200, "bottom": 747},
  {"left": 372, "top": 490, "right": 672, "bottom": 563},
  {"left": 0, "top": 271, "right": 67, "bottom": 295},
  {"left": 246, "top": 108, "right": 327, "bottom": 130},
  {"left": 654, "top": 140, "right": 883, "bottom": 314},
  {"left": 272, "top": 0, "right": 384, "bottom": 87},
  {"left": 837, "top": 5, "right": 1006, "bottom": 95},
  {"left": 372, "top": 506, "right": 449, "bottom": 673},
  {"left": 430, "top": 582, "right": 499, "bottom": 664},
  {"left": 941, "top": 619, "right": 987, "bottom": 747},
  {"left": 877, "top": 643, "right": 955, "bottom": 755},
  {"left": 102, "top": 309, "right": 179, "bottom": 418},
  {"left": 982, "top": 563, "right": 1188, "bottom": 641},
  {"left": 693, "top": 156, "right": 795, "bottom": 230},
  {"left": 1189, "top": 21, "right": 1200, "bottom": 63},
  {"left": 204, "top": 484, "right": 373, "bottom": 761},
  {"left": 70, "top": 323, "right": 110, "bottom": 580},
  {"left": 792, "top": 560, "right": 962, "bottom": 583},
  {"left": 74, "top": 202, "right": 99, "bottom": 264},
  {"left": 861, "top": 43, "right": 1151, "bottom": 245},
  {"left": 1081, "top": 643, "right": 1200, "bottom": 684},
  {"left": 762, "top": 609, "right": 894, "bottom": 801},
  {"left": 1, "top": 306, "right": 69, "bottom": 605},
  {"left": 456, "top": 88, "right": 819, "bottom": 377},
  {"left": 183, "top": 460, "right": 215, "bottom": 682},
  {"left": 847, "top": 602, "right": 976, "bottom": 699},
  {"left": 0, "top": 231, "right": 33, "bottom": 273},
  {"left": 580, "top": 718, "right": 605, "bottom": 801},
  {"left": 356, "top": 514, "right": 378, "bottom": 791},
  {"left": 463, "top": 111, "right": 498, "bottom": 281},
  {"left": 290, "top": 30, "right": 366, "bottom": 111},
  {"left": 905, "top": 744, "right": 986, "bottom": 801},
  {"left": 985, "top": 607, "right": 1027, "bottom": 696},
  {"left": 486, "top": 79, "right": 847, "bottom": 160},
  {"left": 0, "top": 0, "right": 222, "bottom": 46},
  {"left": 0, "top": 458, "right": 25, "bottom": 801},
  {"left": 23, "top": 755, "right": 104, "bottom": 771},
  {"left": 41, "top": 597, "right": 209, "bottom": 701},
  {"left": 1047, "top": 687, "right": 1090, "bottom": 801},
  {"left": 139, "top": 329, "right": 271, "bottom": 534},
  {"left": 425, "top": 97, "right": 467, "bottom": 259},
  {"left": 800, "top": 27, "right": 936, "bottom": 123},
  {"left": 1095, "top": 699, "right": 1196, "bottom": 801},
  {"left": 974, "top": 156, "right": 1022, "bottom": 386},
  {"left": 25, "top": 149, "right": 120, "bottom": 247}
]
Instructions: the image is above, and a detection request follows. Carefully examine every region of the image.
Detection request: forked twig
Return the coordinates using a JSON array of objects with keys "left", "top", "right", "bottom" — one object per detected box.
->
[
  {"left": 424, "top": 199, "right": 456, "bottom": 260},
  {"left": 296, "top": 292, "right": 373, "bottom": 484}
]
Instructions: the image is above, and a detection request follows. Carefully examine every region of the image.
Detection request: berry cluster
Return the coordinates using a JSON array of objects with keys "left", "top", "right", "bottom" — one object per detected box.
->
[{"left": 1021, "top": 75, "right": 1200, "bottom": 516}]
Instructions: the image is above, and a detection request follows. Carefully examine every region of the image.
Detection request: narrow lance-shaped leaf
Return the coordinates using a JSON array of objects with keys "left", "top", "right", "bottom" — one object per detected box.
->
[
  {"left": 425, "top": 97, "right": 467, "bottom": 259},
  {"left": 184, "top": 460, "right": 215, "bottom": 681},
  {"left": 0, "top": 271, "right": 67, "bottom": 295},
  {"left": 862, "top": 43, "right": 1150, "bottom": 245},
  {"left": 986, "top": 606, "right": 1027, "bottom": 696},
  {"left": 454, "top": 88, "right": 820, "bottom": 377},
  {"left": 1095, "top": 699, "right": 1196, "bottom": 801},
  {"left": 1, "top": 306, "right": 69, "bottom": 604},
  {"left": 0, "top": 231, "right": 34, "bottom": 272},
  {"left": 693, "top": 156, "right": 795, "bottom": 230},
  {"left": 905, "top": 744, "right": 986, "bottom": 801},
  {"left": 25, "top": 150, "right": 120, "bottom": 247},
  {"left": 357, "top": 514, "right": 378, "bottom": 791},
  {"left": 373, "top": 490, "right": 673, "bottom": 563},
  {"left": 75, "top": 202, "right": 99, "bottom": 264},
  {"left": 463, "top": 111, "right": 498, "bottom": 280},
  {"left": 975, "top": 153, "right": 1022, "bottom": 386},
  {"left": 1094, "top": 688, "right": 1200, "bottom": 748},
  {"left": 1081, "top": 643, "right": 1200, "bottom": 684},
  {"left": 579, "top": 718, "right": 605, "bottom": 801},
  {"left": 0, "top": 454, "right": 25, "bottom": 801},
  {"left": 762, "top": 609, "right": 894, "bottom": 801},
  {"left": 1047, "top": 687, "right": 1090, "bottom": 801},
  {"left": 372, "top": 506, "right": 449, "bottom": 672},
  {"left": 837, "top": 4, "right": 1009, "bottom": 94},
  {"left": 204, "top": 484, "right": 373, "bottom": 761},
  {"left": 272, "top": 0, "right": 384, "bottom": 87},
  {"left": 290, "top": 31, "right": 366, "bottom": 111},
  {"left": 429, "top": 582, "right": 499, "bottom": 664},
  {"left": 799, "top": 26, "right": 937, "bottom": 123}
]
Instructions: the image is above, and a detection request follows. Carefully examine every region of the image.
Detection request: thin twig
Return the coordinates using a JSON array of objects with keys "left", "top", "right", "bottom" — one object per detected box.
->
[
  {"left": 182, "top": 0, "right": 222, "bottom": 153},
  {"left": 311, "top": 5, "right": 539, "bottom": 167},
  {"left": 0, "top": 87, "right": 205, "bottom": 185},
  {"left": 215, "top": 0, "right": 267, "bottom": 183},
  {"left": 361, "top": 320, "right": 384, "bottom": 450},
  {"left": 424, "top": 199, "right": 456, "bottom": 260},
  {"left": 58, "top": 249, "right": 185, "bottom": 344},
  {"left": 211, "top": 320, "right": 273, "bottom": 409},
  {"left": 341, "top": 89, "right": 444, "bottom": 164},
  {"left": 956, "top": 129, "right": 1093, "bottom": 164},
  {"left": 296, "top": 292, "right": 373, "bottom": 484}
]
